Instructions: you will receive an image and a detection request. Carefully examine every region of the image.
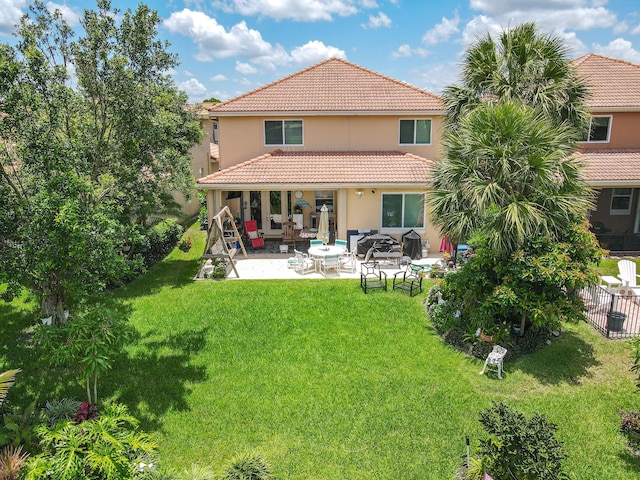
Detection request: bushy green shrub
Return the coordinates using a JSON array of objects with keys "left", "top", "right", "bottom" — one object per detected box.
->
[
  {"left": 43, "top": 398, "right": 82, "bottom": 428},
  {"left": 220, "top": 452, "right": 274, "bottom": 480},
  {"left": 470, "top": 402, "right": 569, "bottom": 480},
  {"left": 143, "top": 219, "right": 184, "bottom": 266}
]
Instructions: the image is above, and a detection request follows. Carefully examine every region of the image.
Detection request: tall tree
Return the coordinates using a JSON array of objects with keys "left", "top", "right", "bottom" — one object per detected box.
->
[
  {"left": 443, "top": 22, "right": 590, "bottom": 138},
  {"left": 0, "top": 1, "right": 203, "bottom": 323}
]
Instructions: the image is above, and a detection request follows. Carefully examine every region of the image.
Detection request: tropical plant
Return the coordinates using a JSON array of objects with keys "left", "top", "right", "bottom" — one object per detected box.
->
[
  {"left": 220, "top": 452, "right": 274, "bottom": 480},
  {"left": 35, "top": 304, "right": 134, "bottom": 404},
  {"left": 470, "top": 402, "right": 569, "bottom": 480},
  {"left": 0, "top": 445, "right": 29, "bottom": 480},
  {"left": 0, "top": 0, "right": 202, "bottom": 324},
  {"left": 43, "top": 398, "right": 83, "bottom": 428},
  {"left": 24, "top": 403, "right": 156, "bottom": 480},
  {"left": 0, "top": 371, "right": 20, "bottom": 408},
  {"left": 443, "top": 22, "right": 589, "bottom": 137},
  {"left": 0, "top": 402, "right": 43, "bottom": 452}
]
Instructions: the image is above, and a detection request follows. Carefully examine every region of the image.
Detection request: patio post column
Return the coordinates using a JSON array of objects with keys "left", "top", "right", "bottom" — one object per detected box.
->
[{"left": 337, "top": 188, "right": 347, "bottom": 242}]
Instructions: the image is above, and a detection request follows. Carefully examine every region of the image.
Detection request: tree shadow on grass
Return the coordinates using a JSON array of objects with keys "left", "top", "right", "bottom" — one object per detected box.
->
[
  {"left": 512, "top": 330, "right": 599, "bottom": 386},
  {"left": 105, "top": 326, "right": 209, "bottom": 432},
  {"left": 617, "top": 445, "right": 640, "bottom": 474}
]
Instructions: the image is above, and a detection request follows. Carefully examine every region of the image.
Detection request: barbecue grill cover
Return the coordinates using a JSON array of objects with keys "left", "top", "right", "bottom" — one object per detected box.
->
[
  {"left": 356, "top": 233, "right": 399, "bottom": 256},
  {"left": 402, "top": 229, "right": 422, "bottom": 260}
]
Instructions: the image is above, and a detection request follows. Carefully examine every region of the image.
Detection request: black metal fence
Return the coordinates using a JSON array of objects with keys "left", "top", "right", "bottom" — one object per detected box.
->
[{"left": 582, "top": 285, "right": 640, "bottom": 339}]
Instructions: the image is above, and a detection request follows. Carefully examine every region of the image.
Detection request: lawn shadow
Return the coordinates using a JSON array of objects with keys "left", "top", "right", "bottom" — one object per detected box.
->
[
  {"left": 617, "top": 445, "right": 640, "bottom": 474},
  {"left": 107, "top": 326, "right": 209, "bottom": 432},
  {"left": 512, "top": 330, "right": 599, "bottom": 386}
]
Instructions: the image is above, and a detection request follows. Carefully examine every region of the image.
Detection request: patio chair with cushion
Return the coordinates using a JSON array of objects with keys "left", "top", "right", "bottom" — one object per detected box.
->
[
  {"left": 244, "top": 220, "right": 264, "bottom": 249},
  {"left": 360, "top": 262, "right": 387, "bottom": 293},
  {"left": 618, "top": 260, "right": 640, "bottom": 295},
  {"left": 310, "top": 239, "right": 324, "bottom": 246},
  {"left": 320, "top": 255, "right": 340, "bottom": 277},
  {"left": 335, "top": 239, "right": 348, "bottom": 249},
  {"left": 293, "top": 249, "right": 316, "bottom": 275},
  {"left": 392, "top": 264, "right": 427, "bottom": 296},
  {"left": 339, "top": 250, "right": 357, "bottom": 273}
]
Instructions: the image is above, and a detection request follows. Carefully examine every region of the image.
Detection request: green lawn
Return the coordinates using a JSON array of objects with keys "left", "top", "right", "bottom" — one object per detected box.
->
[{"left": 2, "top": 227, "right": 640, "bottom": 478}]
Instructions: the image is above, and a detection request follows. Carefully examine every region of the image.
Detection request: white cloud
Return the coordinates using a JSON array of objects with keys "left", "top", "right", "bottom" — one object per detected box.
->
[
  {"left": 422, "top": 13, "right": 460, "bottom": 45},
  {"left": 362, "top": 12, "right": 391, "bottom": 29},
  {"left": 210, "top": 74, "right": 228, "bottom": 81},
  {"left": 391, "top": 44, "right": 429, "bottom": 59},
  {"left": 178, "top": 78, "right": 208, "bottom": 100},
  {"left": 46, "top": 2, "right": 81, "bottom": 26},
  {"left": 556, "top": 30, "right": 588, "bottom": 57},
  {"left": 360, "top": 0, "right": 378, "bottom": 7},
  {"left": 460, "top": 15, "right": 503, "bottom": 46},
  {"left": 631, "top": 24, "right": 640, "bottom": 35},
  {"left": 0, "top": 0, "right": 26, "bottom": 35},
  {"left": 164, "top": 9, "right": 290, "bottom": 68},
  {"left": 290, "top": 40, "right": 347, "bottom": 65},
  {"left": 235, "top": 61, "right": 258, "bottom": 75},
  {"left": 213, "top": 0, "right": 358, "bottom": 22},
  {"left": 416, "top": 62, "right": 460, "bottom": 94},
  {"left": 613, "top": 21, "right": 628, "bottom": 35},
  {"left": 594, "top": 38, "right": 640, "bottom": 64},
  {"left": 470, "top": 0, "right": 587, "bottom": 16}
]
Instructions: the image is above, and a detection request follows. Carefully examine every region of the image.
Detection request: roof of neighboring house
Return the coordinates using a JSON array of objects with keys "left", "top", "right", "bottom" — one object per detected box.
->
[
  {"left": 210, "top": 143, "right": 219, "bottom": 160},
  {"left": 579, "top": 148, "right": 640, "bottom": 185},
  {"left": 573, "top": 53, "right": 640, "bottom": 109},
  {"left": 197, "top": 150, "right": 433, "bottom": 187},
  {"left": 211, "top": 58, "right": 443, "bottom": 114}
]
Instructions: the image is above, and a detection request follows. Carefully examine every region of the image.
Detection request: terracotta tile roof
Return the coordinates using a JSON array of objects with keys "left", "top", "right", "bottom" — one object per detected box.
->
[
  {"left": 210, "top": 143, "right": 219, "bottom": 160},
  {"left": 211, "top": 58, "right": 443, "bottom": 113},
  {"left": 573, "top": 53, "right": 640, "bottom": 109},
  {"left": 578, "top": 148, "right": 640, "bottom": 184},
  {"left": 197, "top": 150, "right": 433, "bottom": 187}
]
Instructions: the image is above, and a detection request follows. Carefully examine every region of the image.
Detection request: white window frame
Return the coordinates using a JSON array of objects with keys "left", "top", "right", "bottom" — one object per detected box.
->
[
  {"left": 584, "top": 115, "right": 612, "bottom": 143},
  {"left": 264, "top": 119, "right": 304, "bottom": 146},
  {"left": 610, "top": 188, "right": 633, "bottom": 215},
  {"left": 380, "top": 192, "right": 426, "bottom": 232},
  {"left": 399, "top": 119, "right": 432, "bottom": 145}
]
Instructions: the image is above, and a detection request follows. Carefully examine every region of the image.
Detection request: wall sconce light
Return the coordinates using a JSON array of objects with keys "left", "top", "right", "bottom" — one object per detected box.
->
[{"left": 355, "top": 190, "right": 363, "bottom": 197}]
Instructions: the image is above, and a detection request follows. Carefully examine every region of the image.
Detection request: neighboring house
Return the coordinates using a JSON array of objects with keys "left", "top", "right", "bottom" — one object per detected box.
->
[
  {"left": 175, "top": 102, "right": 220, "bottom": 218},
  {"left": 197, "top": 58, "right": 444, "bottom": 251},
  {"left": 574, "top": 54, "right": 640, "bottom": 253}
]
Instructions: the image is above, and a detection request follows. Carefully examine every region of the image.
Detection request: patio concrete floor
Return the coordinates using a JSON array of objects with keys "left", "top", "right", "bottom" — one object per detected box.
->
[{"left": 223, "top": 253, "right": 442, "bottom": 280}]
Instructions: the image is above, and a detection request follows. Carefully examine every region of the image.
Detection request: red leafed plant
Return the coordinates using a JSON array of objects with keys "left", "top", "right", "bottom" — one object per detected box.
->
[{"left": 73, "top": 402, "right": 98, "bottom": 424}]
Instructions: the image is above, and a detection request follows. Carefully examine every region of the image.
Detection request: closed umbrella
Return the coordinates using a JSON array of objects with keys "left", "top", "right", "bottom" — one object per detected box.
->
[
  {"left": 439, "top": 235, "right": 455, "bottom": 254},
  {"left": 317, "top": 204, "right": 330, "bottom": 244}
]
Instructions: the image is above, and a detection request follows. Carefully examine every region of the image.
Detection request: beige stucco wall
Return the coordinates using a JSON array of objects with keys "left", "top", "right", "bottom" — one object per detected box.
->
[
  {"left": 217, "top": 114, "right": 443, "bottom": 168},
  {"left": 177, "top": 117, "right": 210, "bottom": 218}
]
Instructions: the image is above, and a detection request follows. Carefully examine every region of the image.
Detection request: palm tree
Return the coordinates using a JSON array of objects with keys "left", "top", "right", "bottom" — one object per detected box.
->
[
  {"left": 443, "top": 22, "right": 590, "bottom": 139},
  {"left": 0, "top": 369, "right": 20, "bottom": 407},
  {"left": 429, "top": 101, "right": 593, "bottom": 256}
]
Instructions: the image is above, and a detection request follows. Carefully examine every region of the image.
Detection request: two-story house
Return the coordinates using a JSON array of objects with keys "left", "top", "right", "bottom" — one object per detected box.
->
[
  {"left": 197, "top": 58, "right": 444, "bottom": 251},
  {"left": 574, "top": 54, "right": 640, "bottom": 253}
]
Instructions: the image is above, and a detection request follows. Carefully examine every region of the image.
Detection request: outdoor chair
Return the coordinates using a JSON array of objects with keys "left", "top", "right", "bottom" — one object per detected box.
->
[
  {"left": 618, "top": 260, "right": 639, "bottom": 295},
  {"left": 335, "top": 239, "right": 348, "bottom": 249},
  {"left": 360, "top": 262, "right": 387, "bottom": 293},
  {"left": 480, "top": 345, "right": 507, "bottom": 379},
  {"left": 392, "top": 264, "right": 426, "bottom": 296},
  {"left": 320, "top": 255, "right": 340, "bottom": 277},
  {"left": 292, "top": 249, "right": 316, "bottom": 275},
  {"left": 339, "top": 250, "right": 357, "bottom": 273},
  {"left": 282, "top": 221, "right": 297, "bottom": 249},
  {"left": 310, "top": 239, "right": 324, "bottom": 246},
  {"left": 244, "top": 220, "right": 264, "bottom": 249}
]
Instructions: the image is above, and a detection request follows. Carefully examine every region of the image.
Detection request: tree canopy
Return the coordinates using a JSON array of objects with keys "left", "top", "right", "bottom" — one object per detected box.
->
[{"left": 0, "top": 0, "right": 202, "bottom": 323}]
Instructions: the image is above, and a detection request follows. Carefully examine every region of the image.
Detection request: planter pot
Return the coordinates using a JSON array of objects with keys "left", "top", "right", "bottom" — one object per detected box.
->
[
  {"left": 512, "top": 326, "right": 521, "bottom": 335},
  {"left": 479, "top": 332, "right": 494, "bottom": 343}
]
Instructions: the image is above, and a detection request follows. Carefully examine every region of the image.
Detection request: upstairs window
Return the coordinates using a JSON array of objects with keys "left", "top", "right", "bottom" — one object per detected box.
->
[
  {"left": 265, "top": 120, "right": 303, "bottom": 145},
  {"left": 610, "top": 188, "right": 633, "bottom": 215},
  {"left": 399, "top": 119, "right": 431, "bottom": 145},
  {"left": 585, "top": 116, "right": 612, "bottom": 143}
]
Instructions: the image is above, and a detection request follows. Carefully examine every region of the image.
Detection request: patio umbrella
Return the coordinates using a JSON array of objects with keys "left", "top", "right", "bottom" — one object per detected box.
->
[
  {"left": 439, "top": 235, "right": 455, "bottom": 253},
  {"left": 295, "top": 199, "right": 311, "bottom": 208},
  {"left": 317, "top": 204, "right": 330, "bottom": 244}
]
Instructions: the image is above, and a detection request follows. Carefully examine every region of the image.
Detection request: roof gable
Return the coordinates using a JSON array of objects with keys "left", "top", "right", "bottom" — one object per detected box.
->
[
  {"left": 212, "top": 58, "right": 443, "bottom": 113},
  {"left": 573, "top": 53, "right": 640, "bottom": 109}
]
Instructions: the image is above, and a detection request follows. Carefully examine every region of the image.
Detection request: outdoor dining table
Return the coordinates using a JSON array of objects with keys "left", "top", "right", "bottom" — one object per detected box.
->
[{"left": 308, "top": 245, "right": 345, "bottom": 273}]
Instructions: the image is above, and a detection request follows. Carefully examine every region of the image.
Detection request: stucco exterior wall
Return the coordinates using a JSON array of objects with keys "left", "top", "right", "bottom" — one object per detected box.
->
[
  {"left": 590, "top": 188, "right": 639, "bottom": 233},
  {"left": 217, "top": 114, "right": 443, "bottom": 168}
]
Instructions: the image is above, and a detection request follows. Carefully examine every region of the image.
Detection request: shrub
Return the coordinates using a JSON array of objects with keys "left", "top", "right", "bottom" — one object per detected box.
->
[
  {"left": 143, "top": 219, "right": 184, "bottom": 266},
  {"left": 43, "top": 398, "right": 82, "bottom": 427},
  {"left": 221, "top": 452, "right": 274, "bottom": 480},
  {"left": 0, "top": 445, "right": 29, "bottom": 480},
  {"left": 471, "top": 402, "right": 569, "bottom": 480}
]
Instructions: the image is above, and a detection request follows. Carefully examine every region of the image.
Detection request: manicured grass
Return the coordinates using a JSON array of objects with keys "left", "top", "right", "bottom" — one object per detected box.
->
[
  {"left": 2, "top": 227, "right": 640, "bottom": 478},
  {"left": 597, "top": 257, "right": 640, "bottom": 277}
]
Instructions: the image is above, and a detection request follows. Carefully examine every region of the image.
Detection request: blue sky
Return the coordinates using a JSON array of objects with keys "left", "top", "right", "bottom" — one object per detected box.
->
[{"left": 3, "top": 1, "right": 640, "bottom": 102}]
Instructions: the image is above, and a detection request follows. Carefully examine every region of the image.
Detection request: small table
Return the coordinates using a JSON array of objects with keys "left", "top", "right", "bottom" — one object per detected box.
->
[
  {"left": 600, "top": 275, "right": 622, "bottom": 293},
  {"left": 279, "top": 245, "right": 289, "bottom": 254}
]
